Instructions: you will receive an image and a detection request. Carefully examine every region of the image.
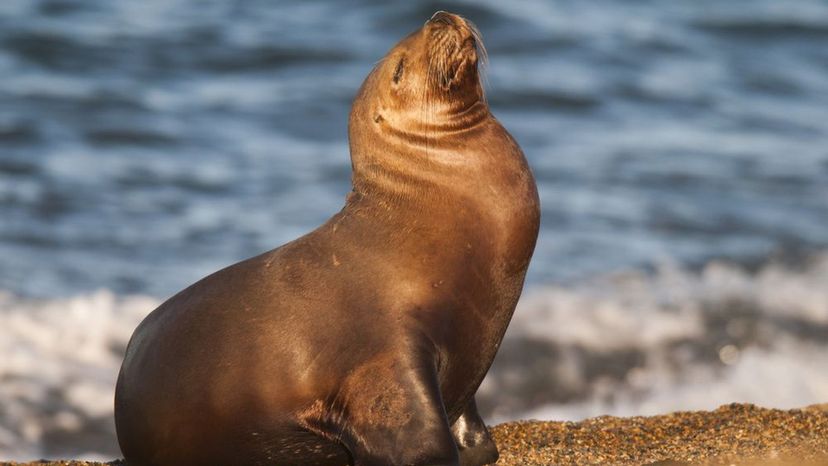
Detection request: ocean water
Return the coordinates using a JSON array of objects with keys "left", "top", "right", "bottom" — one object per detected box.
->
[{"left": 1, "top": 0, "right": 827, "bottom": 460}]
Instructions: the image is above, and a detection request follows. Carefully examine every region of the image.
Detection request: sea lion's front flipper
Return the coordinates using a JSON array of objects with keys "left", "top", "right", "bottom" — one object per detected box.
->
[
  {"left": 451, "top": 397, "right": 498, "bottom": 466},
  {"left": 333, "top": 355, "right": 460, "bottom": 466}
]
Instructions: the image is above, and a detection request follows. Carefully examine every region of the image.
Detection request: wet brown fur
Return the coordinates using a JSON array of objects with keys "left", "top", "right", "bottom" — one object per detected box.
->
[{"left": 115, "top": 11, "right": 539, "bottom": 466}]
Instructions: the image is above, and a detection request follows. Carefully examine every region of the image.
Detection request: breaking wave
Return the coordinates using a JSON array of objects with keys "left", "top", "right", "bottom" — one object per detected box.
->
[{"left": 2, "top": 252, "right": 827, "bottom": 460}]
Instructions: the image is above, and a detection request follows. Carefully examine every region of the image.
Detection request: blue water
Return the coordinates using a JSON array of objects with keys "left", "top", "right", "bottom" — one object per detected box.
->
[{"left": 1, "top": 0, "right": 827, "bottom": 298}]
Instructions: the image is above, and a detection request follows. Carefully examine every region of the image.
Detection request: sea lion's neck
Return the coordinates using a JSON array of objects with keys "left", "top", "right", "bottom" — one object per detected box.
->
[{"left": 348, "top": 99, "right": 491, "bottom": 203}]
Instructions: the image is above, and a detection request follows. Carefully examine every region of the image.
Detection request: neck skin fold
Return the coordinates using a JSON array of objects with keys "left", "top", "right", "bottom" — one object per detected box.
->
[{"left": 348, "top": 96, "right": 490, "bottom": 204}]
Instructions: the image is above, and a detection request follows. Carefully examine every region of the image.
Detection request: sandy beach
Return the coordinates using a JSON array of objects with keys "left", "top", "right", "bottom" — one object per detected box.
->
[
  {"left": 3, "top": 403, "right": 826, "bottom": 466},
  {"left": 493, "top": 403, "right": 828, "bottom": 465}
]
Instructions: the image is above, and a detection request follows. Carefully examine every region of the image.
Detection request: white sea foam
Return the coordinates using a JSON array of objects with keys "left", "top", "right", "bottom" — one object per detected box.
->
[
  {"left": 485, "top": 252, "right": 828, "bottom": 422},
  {"left": 0, "top": 290, "right": 157, "bottom": 460},
  {"left": 1, "top": 253, "right": 827, "bottom": 459},
  {"left": 514, "top": 253, "right": 828, "bottom": 349},
  {"left": 520, "top": 343, "right": 828, "bottom": 422}
]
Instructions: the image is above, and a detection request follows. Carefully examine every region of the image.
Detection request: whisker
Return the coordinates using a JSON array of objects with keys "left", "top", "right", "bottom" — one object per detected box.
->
[
  {"left": 425, "top": 40, "right": 433, "bottom": 159},
  {"left": 466, "top": 20, "right": 488, "bottom": 69},
  {"left": 371, "top": 56, "right": 388, "bottom": 71},
  {"left": 466, "top": 19, "right": 488, "bottom": 100}
]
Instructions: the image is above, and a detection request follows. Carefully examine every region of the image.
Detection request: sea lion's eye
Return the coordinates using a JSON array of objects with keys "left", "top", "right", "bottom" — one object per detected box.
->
[{"left": 393, "top": 58, "right": 405, "bottom": 84}]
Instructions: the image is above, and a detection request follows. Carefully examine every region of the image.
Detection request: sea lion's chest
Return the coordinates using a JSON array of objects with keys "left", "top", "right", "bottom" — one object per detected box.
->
[{"left": 429, "top": 158, "right": 539, "bottom": 401}]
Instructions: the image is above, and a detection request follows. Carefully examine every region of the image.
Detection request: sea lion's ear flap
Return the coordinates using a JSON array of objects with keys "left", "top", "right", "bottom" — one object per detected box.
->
[{"left": 393, "top": 57, "right": 405, "bottom": 84}]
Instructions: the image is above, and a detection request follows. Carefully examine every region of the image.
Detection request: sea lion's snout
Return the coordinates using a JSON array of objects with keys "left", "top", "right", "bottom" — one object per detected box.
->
[
  {"left": 423, "top": 11, "right": 484, "bottom": 91},
  {"left": 426, "top": 11, "right": 476, "bottom": 47},
  {"left": 428, "top": 11, "right": 463, "bottom": 27},
  {"left": 354, "top": 10, "right": 485, "bottom": 115}
]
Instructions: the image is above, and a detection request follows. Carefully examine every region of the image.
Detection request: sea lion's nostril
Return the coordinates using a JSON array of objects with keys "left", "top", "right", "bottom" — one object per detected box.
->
[
  {"left": 430, "top": 11, "right": 447, "bottom": 21},
  {"left": 429, "top": 11, "right": 454, "bottom": 26}
]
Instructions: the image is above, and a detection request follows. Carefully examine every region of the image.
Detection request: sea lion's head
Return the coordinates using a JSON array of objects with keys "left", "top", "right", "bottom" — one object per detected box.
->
[
  {"left": 387, "top": 11, "right": 485, "bottom": 101},
  {"left": 352, "top": 11, "right": 487, "bottom": 128},
  {"left": 348, "top": 12, "right": 492, "bottom": 193}
]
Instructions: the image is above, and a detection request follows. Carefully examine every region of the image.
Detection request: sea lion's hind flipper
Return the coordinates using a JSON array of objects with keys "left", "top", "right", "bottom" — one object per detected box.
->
[{"left": 450, "top": 397, "right": 498, "bottom": 466}]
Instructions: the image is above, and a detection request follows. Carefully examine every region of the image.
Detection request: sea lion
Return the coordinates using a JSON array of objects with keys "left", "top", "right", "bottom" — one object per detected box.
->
[{"left": 115, "top": 11, "right": 539, "bottom": 466}]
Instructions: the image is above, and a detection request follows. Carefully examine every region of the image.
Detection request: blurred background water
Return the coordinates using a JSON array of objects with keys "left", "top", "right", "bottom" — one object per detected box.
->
[{"left": 1, "top": 0, "right": 827, "bottom": 460}]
